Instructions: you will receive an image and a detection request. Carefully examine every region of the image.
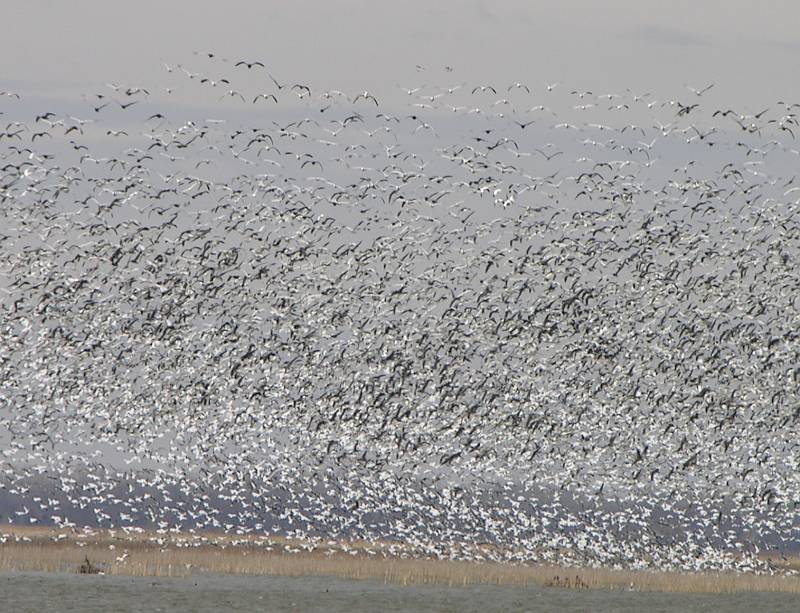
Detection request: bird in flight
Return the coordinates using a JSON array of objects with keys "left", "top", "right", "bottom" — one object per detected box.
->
[
  {"left": 220, "top": 90, "right": 246, "bottom": 102},
  {"left": 200, "top": 78, "right": 230, "bottom": 87},
  {"left": 508, "top": 83, "right": 531, "bottom": 93},
  {"left": 353, "top": 92, "right": 379, "bottom": 106},
  {"left": 253, "top": 93, "right": 278, "bottom": 104},
  {"left": 269, "top": 74, "right": 288, "bottom": 90},
  {"left": 292, "top": 84, "right": 312, "bottom": 98},
  {"left": 687, "top": 83, "right": 714, "bottom": 97},
  {"left": 399, "top": 86, "right": 422, "bottom": 96},
  {"left": 235, "top": 60, "right": 265, "bottom": 69},
  {"left": 472, "top": 85, "right": 497, "bottom": 95}
]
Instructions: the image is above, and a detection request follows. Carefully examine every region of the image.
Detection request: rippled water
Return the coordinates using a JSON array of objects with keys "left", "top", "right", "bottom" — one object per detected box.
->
[{"left": 2, "top": 572, "right": 799, "bottom": 612}]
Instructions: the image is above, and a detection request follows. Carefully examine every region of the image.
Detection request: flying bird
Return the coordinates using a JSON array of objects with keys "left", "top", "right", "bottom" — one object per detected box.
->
[
  {"left": 235, "top": 60, "right": 265, "bottom": 69},
  {"left": 253, "top": 94, "right": 278, "bottom": 104},
  {"left": 687, "top": 83, "right": 714, "bottom": 96},
  {"left": 353, "top": 91, "right": 379, "bottom": 106}
]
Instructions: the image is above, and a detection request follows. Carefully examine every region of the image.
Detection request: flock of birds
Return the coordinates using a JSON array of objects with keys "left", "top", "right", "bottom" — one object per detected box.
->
[{"left": 1, "top": 53, "right": 800, "bottom": 574}]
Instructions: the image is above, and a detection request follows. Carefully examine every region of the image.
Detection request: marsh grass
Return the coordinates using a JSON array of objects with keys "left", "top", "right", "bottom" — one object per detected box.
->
[{"left": 1, "top": 525, "right": 798, "bottom": 593}]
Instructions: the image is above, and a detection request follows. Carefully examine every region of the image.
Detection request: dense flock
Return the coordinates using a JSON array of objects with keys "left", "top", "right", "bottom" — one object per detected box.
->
[{"left": 1, "top": 55, "right": 799, "bottom": 573}]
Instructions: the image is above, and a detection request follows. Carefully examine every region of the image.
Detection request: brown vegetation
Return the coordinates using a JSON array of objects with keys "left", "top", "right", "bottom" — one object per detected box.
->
[{"left": 0, "top": 525, "right": 798, "bottom": 593}]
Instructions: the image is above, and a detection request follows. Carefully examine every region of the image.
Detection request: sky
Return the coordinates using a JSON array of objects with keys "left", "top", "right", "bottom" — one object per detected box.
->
[
  {"left": 3, "top": 1, "right": 800, "bottom": 107},
  {"left": 3, "top": 1, "right": 800, "bottom": 559}
]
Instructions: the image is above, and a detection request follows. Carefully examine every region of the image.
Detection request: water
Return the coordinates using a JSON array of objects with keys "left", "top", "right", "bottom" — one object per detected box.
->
[{"left": 1, "top": 572, "right": 798, "bottom": 612}]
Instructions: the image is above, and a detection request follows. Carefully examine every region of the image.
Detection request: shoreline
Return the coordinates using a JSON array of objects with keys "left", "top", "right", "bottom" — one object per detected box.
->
[{"left": 1, "top": 525, "right": 798, "bottom": 593}]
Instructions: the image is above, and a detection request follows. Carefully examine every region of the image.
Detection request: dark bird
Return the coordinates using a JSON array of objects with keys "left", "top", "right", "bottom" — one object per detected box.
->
[
  {"left": 253, "top": 94, "right": 279, "bottom": 104},
  {"left": 353, "top": 91, "right": 379, "bottom": 106},
  {"left": 235, "top": 60, "right": 265, "bottom": 69}
]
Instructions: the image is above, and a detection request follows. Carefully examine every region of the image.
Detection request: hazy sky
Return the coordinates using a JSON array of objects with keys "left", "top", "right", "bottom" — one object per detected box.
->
[
  {"left": 3, "top": 2, "right": 800, "bottom": 561},
  {"left": 4, "top": 1, "right": 800, "bottom": 106}
]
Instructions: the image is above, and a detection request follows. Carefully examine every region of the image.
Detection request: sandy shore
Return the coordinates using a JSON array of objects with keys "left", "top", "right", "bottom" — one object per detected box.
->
[{"left": 0, "top": 525, "right": 798, "bottom": 593}]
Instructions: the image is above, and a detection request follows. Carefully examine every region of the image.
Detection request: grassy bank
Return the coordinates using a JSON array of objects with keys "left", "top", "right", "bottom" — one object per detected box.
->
[{"left": 1, "top": 525, "right": 798, "bottom": 593}]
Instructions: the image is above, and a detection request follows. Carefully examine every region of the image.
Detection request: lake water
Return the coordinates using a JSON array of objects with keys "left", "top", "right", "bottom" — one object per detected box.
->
[{"left": 2, "top": 572, "right": 800, "bottom": 612}]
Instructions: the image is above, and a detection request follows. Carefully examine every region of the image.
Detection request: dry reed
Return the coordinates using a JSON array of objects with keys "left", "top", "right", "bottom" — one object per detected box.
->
[{"left": 1, "top": 525, "right": 798, "bottom": 593}]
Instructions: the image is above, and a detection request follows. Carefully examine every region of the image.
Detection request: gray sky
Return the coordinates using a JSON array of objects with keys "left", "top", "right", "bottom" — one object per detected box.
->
[
  {"left": 4, "top": 1, "right": 800, "bottom": 106},
  {"left": 3, "top": 1, "right": 800, "bottom": 567}
]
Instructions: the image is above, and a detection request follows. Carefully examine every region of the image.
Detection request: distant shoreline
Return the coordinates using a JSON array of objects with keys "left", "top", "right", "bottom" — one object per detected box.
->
[{"left": 0, "top": 525, "right": 798, "bottom": 593}]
